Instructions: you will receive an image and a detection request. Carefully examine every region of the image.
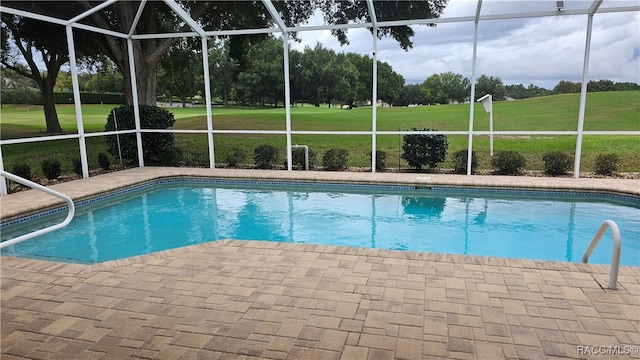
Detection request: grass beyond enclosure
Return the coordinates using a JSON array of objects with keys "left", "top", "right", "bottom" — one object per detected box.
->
[{"left": 1, "top": 91, "right": 638, "bottom": 177}]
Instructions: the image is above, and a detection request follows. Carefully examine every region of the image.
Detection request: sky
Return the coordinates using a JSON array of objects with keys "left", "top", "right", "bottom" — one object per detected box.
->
[{"left": 290, "top": 0, "right": 640, "bottom": 89}]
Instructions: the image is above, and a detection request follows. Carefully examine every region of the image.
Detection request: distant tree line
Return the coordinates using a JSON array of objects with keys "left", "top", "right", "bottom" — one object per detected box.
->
[{"left": 3, "top": 33, "right": 639, "bottom": 109}]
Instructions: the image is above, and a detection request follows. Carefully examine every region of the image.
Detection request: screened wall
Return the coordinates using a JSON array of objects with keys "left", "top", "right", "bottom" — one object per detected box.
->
[{"left": 1, "top": 0, "right": 639, "bottom": 195}]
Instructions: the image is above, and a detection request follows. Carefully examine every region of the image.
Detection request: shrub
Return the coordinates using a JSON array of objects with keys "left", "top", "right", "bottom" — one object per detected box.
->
[
  {"left": 286, "top": 147, "right": 318, "bottom": 170},
  {"left": 105, "top": 104, "right": 181, "bottom": 165},
  {"left": 41, "top": 159, "right": 61, "bottom": 180},
  {"left": 254, "top": 144, "right": 279, "bottom": 169},
  {"left": 594, "top": 153, "right": 619, "bottom": 175},
  {"left": 11, "top": 163, "right": 32, "bottom": 182},
  {"left": 368, "top": 150, "right": 387, "bottom": 171},
  {"left": 225, "top": 148, "right": 247, "bottom": 167},
  {"left": 98, "top": 152, "right": 111, "bottom": 170},
  {"left": 71, "top": 158, "right": 83, "bottom": 176},
  {"left": 323, "top": 148, "right": 349, "bottom": 170},
  {"left": 543, "top": 151, "right": 572, "bottom": 176},
  {"left": 491, "top": 151, "right": 526, "bottom": 175},
  {"left": 401, "top": 128, "right": 448, "bottom": 170},
  {"left": 453, "top": 149, "right": 478, "bottom": 174}
]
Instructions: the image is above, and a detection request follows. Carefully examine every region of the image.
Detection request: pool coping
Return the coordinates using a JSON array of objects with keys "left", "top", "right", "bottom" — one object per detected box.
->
[{"left": 2, "top": 167, "right": 639, "bottom": 223}]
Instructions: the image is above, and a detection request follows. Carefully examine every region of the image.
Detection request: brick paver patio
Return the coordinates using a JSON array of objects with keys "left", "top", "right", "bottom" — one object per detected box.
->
[{"left": 1, "top": 168, "right": 639, "bottom": 359}]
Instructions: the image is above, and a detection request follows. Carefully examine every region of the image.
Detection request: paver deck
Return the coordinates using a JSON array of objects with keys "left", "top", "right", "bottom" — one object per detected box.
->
[{"left": 1, "top": 168, "right": 639, "bottom": 359}]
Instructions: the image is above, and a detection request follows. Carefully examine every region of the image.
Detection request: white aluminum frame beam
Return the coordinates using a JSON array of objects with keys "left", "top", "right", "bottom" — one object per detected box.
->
[
  {"left": 574, "top": 0, "right": 603, "bottom": 178},
  {"left": 367, "top": 0, "right": 379, "bottom": 173},
  {"left": 466, "top": 0, "right": 483, "bottom": 176},
  {"left": 263, "top": 0, "right": 294, "bottom": 171}
]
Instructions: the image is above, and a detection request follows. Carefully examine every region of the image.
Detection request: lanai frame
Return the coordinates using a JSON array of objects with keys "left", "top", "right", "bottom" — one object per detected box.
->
[{"left": 1, "top": 0, "right": 639, "bottom": 196}]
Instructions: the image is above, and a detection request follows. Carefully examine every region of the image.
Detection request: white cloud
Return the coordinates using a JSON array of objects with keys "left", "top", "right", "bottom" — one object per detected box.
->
[{"left": 291, "top": 1, "right": 640, "bottom": 89}]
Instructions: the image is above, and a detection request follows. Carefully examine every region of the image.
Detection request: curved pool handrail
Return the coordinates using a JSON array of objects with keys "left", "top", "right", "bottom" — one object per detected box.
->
[
  {"left": 0, "top": 170, "right": 75, "bottom": 249},
  {"left": 581, "top": 220, "right": 621, "bottom": 290}
]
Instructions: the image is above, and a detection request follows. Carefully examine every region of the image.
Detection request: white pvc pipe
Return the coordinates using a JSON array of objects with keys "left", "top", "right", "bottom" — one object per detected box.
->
[
  {"left": 66, "top": 25, "right": 89, "bottom": 178},
  {"left": 127, "top": 38, "right": 145, "bottom": 167},
  {"left": 467, "top": 1, "right": 482, "bottom": 176},
  {"left": 284, "top": 35, "right": 293, "bottom": 172},
  {"left": 201, "top": 36, "right": 216, "bottom": 169},
  {"left": 371, "top": 31, "right": 378, "bottom": 173},
  {"left": 574, "top": 13, "right": 595, "bottom": 179}
]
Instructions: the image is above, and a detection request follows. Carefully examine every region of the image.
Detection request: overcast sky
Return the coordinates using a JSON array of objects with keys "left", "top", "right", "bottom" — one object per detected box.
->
[{"left": 290, "top": 0, "right": 640, "bottom": 89}]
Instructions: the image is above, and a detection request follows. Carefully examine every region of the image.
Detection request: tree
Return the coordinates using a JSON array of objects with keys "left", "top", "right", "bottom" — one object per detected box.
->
[
  {"left": 208, "top": 40, "right": 238, "bottom": 106},
  {"left": 377, "top": 61, "right": 405, "bottom": 105},
  {"left": 3, "top": 1, "right": 449, "bottom": 110},
  {"left": 505, "top": 83, "right": 551, "bottom": 99},
  {"left": 158, "top": 41, "right": 203, "bottom": 107},
  {"left": 344, "top": 52, "right": 372, "bottom": 104},
  {"left": 422, "top": 72, "right": 469, "bottom": 104},
  {"left": 316, "top": 1, "right": 448, "bottom": 51},
  {"left": 1, "top": 3, "right": 79, "bottom": 132},
  {"left": 236, "top": 36, "right": 284, "bottom": 107},
  {"left": 84, "top": 59, "right": 123, "bottom": 94},
  {"left": 553, "top": 80, "right": 581, "bottom": 94},
  {"left": 79, "top": 0, "right": 447, "bottom": 105},
  {"left": 587, "top": 79, "right": 615, "bottom": 92},
  {"left": 475, "top": 75, "right": 506, "bottom": 101},
  {"left": 397, "top": 83, "right": 427, "bottom": 106},
  {"left": 613, "top": 82, "right": 640, "bottom": 91}
]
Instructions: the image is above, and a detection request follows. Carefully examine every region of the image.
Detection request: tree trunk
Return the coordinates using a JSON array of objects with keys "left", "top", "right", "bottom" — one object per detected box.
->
[
  {"left": 121, "top": 52, "right": 159, "bottom": 106},
  {"left": 37, "top": 64, "right": 62, "bottom": 133},
  {"left": 40, "top": 76, "right": 62, "bottom": 133}
]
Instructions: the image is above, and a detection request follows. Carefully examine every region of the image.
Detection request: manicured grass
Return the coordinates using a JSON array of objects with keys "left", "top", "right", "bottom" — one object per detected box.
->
[{"left": 1, "top": 91, "right": 638, "bottom": 177}]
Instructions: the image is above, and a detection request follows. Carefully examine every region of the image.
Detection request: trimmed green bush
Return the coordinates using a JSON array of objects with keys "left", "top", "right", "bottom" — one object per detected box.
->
[
  {"left": 368, "top": 150, "right": 387, "bottom": 171},
  {"left": 491, "top": 151, "right": 526, "bottom": 175},
  {"left": 254, "top": 144, "right": 279, "bottom": 169},
  {"left": 105, "top": 104, "right": 181, "bottom": 165},
  {"left": 98, "top": 153, "right": 111, "bottom": 171},
  {"left": 594, "top": 153, "right": 619, "bottom": 175},
  {"left": 543, "top": 151, "right": 572, "bottom": 176},
  {"left": 323, "top": 149, "right": 349, "bottom": 170},
  {"left": 453, "top": 149, "right": 478, "bottom": 174},
  {"left": 226, "top": 148, "right": 247, "bottom": 168},
  {"left": 401, "top": 128, "right": 449, "bottom": 170},
  {"left": 71, "top": 158, "right": 83, "bottom": 176},
  {"left": 41, "top": 159, "right": 61, "bottom": 180},
  {"left": 11, "top": 163, "right": 32, "bottom": 181}
]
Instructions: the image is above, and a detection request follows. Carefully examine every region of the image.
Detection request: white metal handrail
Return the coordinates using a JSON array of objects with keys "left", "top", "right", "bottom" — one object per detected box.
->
[
  {"left": 0, "top": 171, "right": 75, "bottom": 249},
  {"left": 581, "top": 220, "right": 621, "bottom": 290}
]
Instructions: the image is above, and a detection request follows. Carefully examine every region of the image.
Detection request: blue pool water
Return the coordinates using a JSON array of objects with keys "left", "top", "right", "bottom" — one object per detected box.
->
[{"left": 2, "top": 181, "right": 639, "bottom": 265}]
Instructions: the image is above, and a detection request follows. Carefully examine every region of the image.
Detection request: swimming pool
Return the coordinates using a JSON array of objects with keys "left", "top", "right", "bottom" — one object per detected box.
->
[{"left": 2, "top": 179, "right": 639, "bottom": 265}]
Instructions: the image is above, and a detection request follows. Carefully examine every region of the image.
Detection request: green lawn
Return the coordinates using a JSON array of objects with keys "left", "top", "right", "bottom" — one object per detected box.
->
[{"left": 1, "top": 91, "right": 638, "bottom": 176}]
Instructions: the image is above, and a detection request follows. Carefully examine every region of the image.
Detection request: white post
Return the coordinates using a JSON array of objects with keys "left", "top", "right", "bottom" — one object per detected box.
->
[
  {"left": 66, "top": 25, "right": 89, "bottom": 178},
  {"left": 371, "top": 32, "right": 378, "bottom": 173},
  {"left": 467, "top": 13, "right": 481, "bottom": 175},
  {"left": 283, "top": 34, "right": 293, "bottom": 171},
  {"left": 127, "top": 38, "right": 144, "bottom": 167},
  {"left": 574, "top": 13, "right": 596, "bottom": 179},
  {"left": 201, "top": 36, "right": 215, "bottom": 168},
  {"left": 477, "top": 94, "right": 493, "bottom": 156},
  {"left": 489, "top": 108, "right": 494, "bottom": 156}
]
